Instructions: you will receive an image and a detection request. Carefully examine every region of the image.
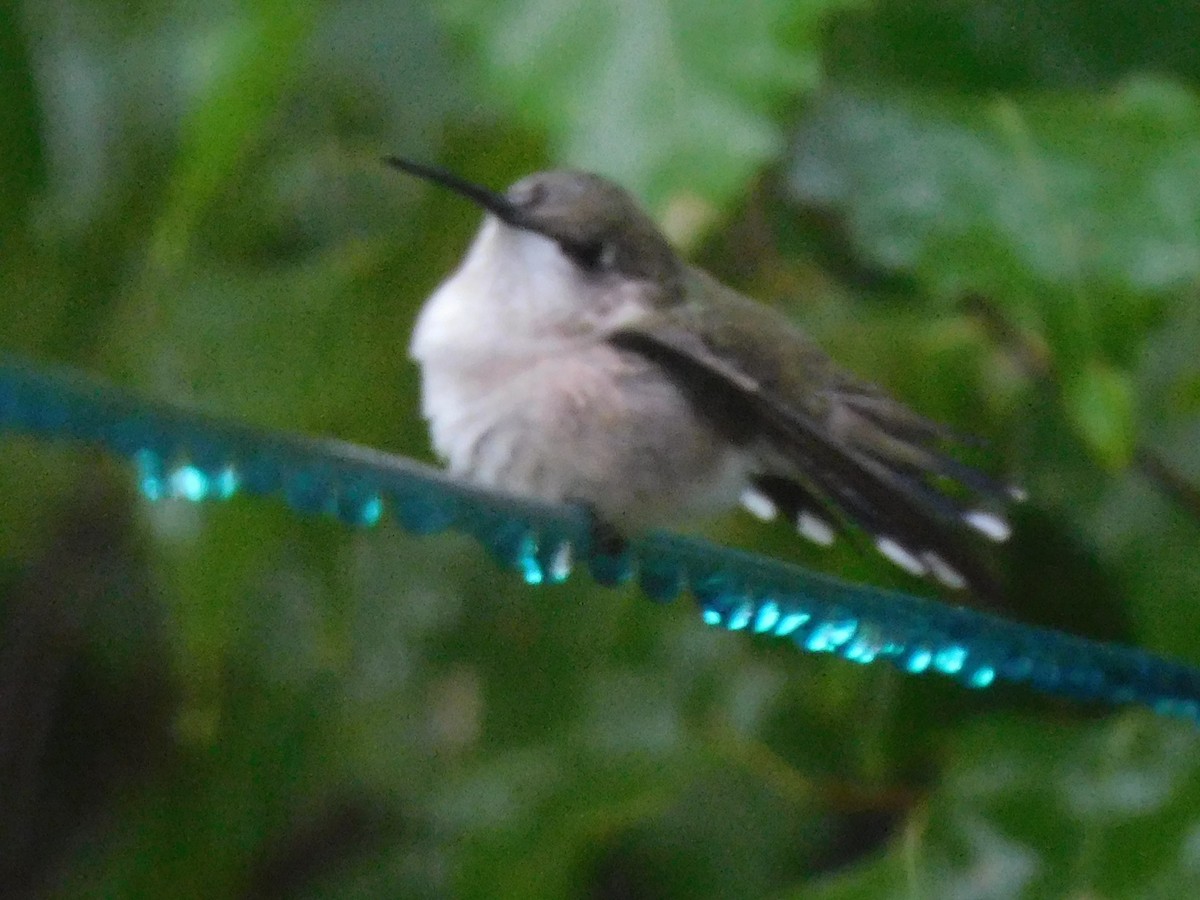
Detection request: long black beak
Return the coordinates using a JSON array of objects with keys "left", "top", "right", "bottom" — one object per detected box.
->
[{"left": 384, "top": 156, "right": 523, "bottom": 226}]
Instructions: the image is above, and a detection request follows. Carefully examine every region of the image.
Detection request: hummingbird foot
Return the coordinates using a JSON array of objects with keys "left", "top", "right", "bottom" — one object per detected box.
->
[{"left": 570, "top": 500, "right": 636, "bottom": 587}]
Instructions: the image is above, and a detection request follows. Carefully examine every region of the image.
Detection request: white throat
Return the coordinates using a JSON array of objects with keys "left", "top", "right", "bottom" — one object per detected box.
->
[{"left": 410, "top": 218, "right": 590, "bottom": 363}]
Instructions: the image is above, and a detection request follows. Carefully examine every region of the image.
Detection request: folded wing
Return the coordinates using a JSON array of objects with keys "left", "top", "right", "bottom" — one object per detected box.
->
[{"left": 607, "top": 270, "right": 1018, "bottom": 601}]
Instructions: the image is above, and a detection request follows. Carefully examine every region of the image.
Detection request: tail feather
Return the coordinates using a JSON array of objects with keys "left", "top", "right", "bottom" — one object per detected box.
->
[
  {"left": 743, "top": 476, "right": 842, "bottom": 547},
  {"left": 750, "top": 403, "right": 1015, "bottom": 600}
]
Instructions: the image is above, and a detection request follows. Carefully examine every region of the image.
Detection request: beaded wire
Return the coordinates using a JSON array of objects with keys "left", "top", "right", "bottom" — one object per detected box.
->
[{"left": 3, "top": 357, "right": 1198, "bottom": 725}]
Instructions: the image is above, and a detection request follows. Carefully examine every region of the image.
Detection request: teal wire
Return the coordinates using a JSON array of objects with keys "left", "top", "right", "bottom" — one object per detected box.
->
[{"left": 2, "top": 356, "right": 1198, "bottom": 725}]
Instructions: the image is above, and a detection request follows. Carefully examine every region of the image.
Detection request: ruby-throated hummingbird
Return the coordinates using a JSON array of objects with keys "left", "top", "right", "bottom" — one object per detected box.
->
[{"left": 388, "top": 157, "right": 1019, "bottom": 598}]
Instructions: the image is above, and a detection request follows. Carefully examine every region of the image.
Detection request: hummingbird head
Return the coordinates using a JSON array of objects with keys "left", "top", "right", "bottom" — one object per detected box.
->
[{"left": 387, "top": 158, "right": 684, "bottom": 337}]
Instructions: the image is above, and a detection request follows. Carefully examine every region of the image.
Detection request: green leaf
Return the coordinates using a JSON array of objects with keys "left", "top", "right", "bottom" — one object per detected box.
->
[
  {"left": 1064, "top": 361, "right": 1136, "bottom": 470},
  {"left": 804, "top": 716, "right": 1200, "bottom": 900},
  {"left": 435, "top": 0, "right": 857, "bottom": 212},
  {"left": 788, "top": 80, "right": 1200, "bottom": 366},
  {"left": 147, "top": 0, "right": 321, "bottom": 270},
  {"left": 823, "top": 0, "right": 1200, "bottom": 91},
  {"left": 0, "top": 4, "right": 44, "bottom": 237}
]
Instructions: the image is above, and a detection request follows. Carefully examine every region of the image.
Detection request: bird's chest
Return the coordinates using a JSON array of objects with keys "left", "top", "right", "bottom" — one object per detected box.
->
[
  {"left": 420, "top": 345, "right": 650, "bottom": 473},
  {"left": 416, "top": 344, "right": 743, "bottom": 525}
]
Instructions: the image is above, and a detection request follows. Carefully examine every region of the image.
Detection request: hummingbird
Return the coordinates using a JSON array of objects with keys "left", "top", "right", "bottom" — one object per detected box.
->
[{"left": 387, "top": 157, "right": 1019, "bottom": 598}]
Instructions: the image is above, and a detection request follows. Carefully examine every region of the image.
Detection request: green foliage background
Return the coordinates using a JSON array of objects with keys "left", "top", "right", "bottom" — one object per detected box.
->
[{"left": 1, "top": 1, "right": 1199, "bottom": 897}]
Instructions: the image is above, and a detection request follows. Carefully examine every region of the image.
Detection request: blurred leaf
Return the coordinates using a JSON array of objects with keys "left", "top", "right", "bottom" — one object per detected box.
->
[
  {"left": 824, "top": 0, "right": 1200, "bottom": 91},
  {"left": 147, "top": 0, "right": 320, "bottom": 269},
  {"left": 435, "top": 0, "right": 858, "bottom": 212},
  {"left": 1063, "top": 361, "right": 1136, "bottom": 470},
  {"left": 0, "top": 4, "right": 45, "bottom": 236},
  {"left": 788, "top": 80, "right": 1200, "bottom": 363},
  {"left": 805, "top": 716, "right": 1200, "bottom": 899}
]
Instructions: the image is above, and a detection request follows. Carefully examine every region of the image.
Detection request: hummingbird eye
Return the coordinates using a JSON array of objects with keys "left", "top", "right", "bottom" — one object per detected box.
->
[
  {"left": 561, "top": 239, "right": 618, "bottom": 274},
  {"left": 511, "top": 180, "right": 547, "bottom": 209}
]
